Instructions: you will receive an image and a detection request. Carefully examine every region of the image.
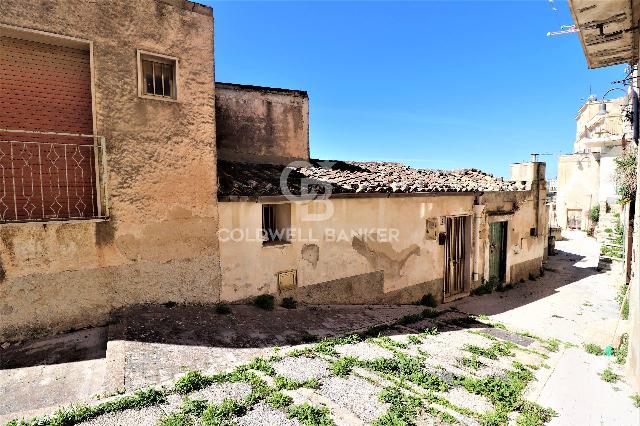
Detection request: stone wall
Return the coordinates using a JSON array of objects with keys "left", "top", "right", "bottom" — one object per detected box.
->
[
  {"left": 215, "top": 83, "right": 309, "bottom": 165},
  {"left": 218, "top": 185, "right": 547, "bottom": 304},
  {"left": 0, "top": 0, "right": 220, "bottom": 342}
]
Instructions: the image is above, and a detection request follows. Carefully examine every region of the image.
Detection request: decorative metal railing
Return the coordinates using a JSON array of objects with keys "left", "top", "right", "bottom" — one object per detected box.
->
[{"left": 0, "top": 129, "right": 108, "bottom": 222}]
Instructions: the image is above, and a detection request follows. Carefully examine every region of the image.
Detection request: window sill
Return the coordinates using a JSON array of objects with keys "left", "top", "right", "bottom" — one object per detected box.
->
[
  {"left": 138, "top": 93, "right": 178, "bottom": 103},
  {"left": 262, "top": 240, "right": 291, "bottom": 248},
  {"left": 0, "top": 217, "right": 109, "bottom": 226}
]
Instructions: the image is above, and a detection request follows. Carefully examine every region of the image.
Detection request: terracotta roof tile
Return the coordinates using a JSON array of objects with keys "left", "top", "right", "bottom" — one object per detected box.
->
[{"left": 218, "top": 159, "right": 522, "bottom": 198}]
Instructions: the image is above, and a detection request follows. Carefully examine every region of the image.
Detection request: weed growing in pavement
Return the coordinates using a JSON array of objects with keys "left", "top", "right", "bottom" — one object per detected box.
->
[
  {"left": 461, "top": 354, "right": 484, "bottom": 370},
  {"left": 584, "top": 343, "right": 604, "bottom": 355},
  {"left": 158, "top": 412, "right": 193, "bottom": 426},
  {"left": 274, "top": 376, "right": 320, "bottom": 390},
  {"left": 281, "top": 297, "right": 297, "bottom": 309},
  {"left": 253, "top": 294, "right": 275, "bottom": 310},
  {"left": 457, "top": 363, "right": 535, "bottom": 413},
  {"left": 181, "top": 398, "right": 208, "bottom": 417},
  {"left": 542, "top": 338, "right": 560, "bottom": 352},
  {"left": 330, "top": 356, "right": 358, "bottom": 377},
  {"left": 363, "top": 354, "right": 450, "bottom": 392},
  {"left": 422, "top": 327, "right": 439, "bottom": 336},
  {"left": 8, "top": 388, "right": 168, "bottom": 426},
  {"left": 374, "top": 336, "right": 409, "bottom": 349},
  {"left": 464, "top": 341, "right": 515, "bottom": 360},
  {"left": 372, "top": 386, "right": 421, "bottom": 426},
  {"left": 245, "top": 357, "right": 276, "bottom": 376},
  {"left": 288, "top": 403, "right": 335, "bottom": 426},
  {"left": 200, "top": 398, "right": 246, "bottom": 426},
  {"left": 515, "top": 401, "right": 557, "bottom": 426},
  {"left": 406, "top": 335, "right": 422, "bottom": 345},
  {"left": 175, "top": 371, "right": 216, "bottom": 394},
  {"left": 631, "top": 394, "right": 640, "bottom": 408},
  {"left": 419, "top": 293, "right": 438, "bottom": 308},
  {"left": 616, "top": 334, "right": 629, "bottom": 364},
  {"left": 480, "top": 409, "right": 508, "bottom": 426},
  {"left": 313, "top": 334, "right": 361, "bottom": 356},
  {"left": 471, "top": 279, "right": 496, "bottom": 296},
  {"left": 477, "top": 314, "right": 490, "bottom": 320},
  {"left": 600, "top": 368, "right": 621, "bottom": 383},
  {"left": 266, "top": 391, "right": 293, "bottom": 409}
]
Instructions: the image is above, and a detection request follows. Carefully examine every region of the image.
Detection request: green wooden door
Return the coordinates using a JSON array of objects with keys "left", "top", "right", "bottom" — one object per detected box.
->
[{"left": 489, "top": 221, "right": 507, "bottom": 283}]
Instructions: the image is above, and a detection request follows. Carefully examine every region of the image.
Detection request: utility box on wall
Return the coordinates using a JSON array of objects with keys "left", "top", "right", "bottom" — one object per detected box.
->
[{"left": 277, "top": 269, "right": 297, "bottom": 291}]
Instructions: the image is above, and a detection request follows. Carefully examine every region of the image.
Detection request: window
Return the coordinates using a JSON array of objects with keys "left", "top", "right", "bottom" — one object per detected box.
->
[
  {"left": 137, "top": 51, "right": 177, "bottom": 100},
  {"left": 262, "top": 204, "right": 291, "bottom": 244}
]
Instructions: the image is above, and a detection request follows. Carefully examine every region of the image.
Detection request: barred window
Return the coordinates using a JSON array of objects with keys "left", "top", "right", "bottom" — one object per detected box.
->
[
  {"left": 262, "top": 204, "right": 291, "bottom": 244},
  {"left": 138, "top": 51, "right": 177, "bottom": 100}
]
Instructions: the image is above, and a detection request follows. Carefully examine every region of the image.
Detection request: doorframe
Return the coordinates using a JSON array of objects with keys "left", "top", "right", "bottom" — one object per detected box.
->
[{"left": 443, "top": 214, "right": 472, "bottom": 303}]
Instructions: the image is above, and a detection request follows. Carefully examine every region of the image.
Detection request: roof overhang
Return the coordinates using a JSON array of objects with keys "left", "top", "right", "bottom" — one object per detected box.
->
[{"left": 569, "top": 0, "right": 639, "bottom": 68}]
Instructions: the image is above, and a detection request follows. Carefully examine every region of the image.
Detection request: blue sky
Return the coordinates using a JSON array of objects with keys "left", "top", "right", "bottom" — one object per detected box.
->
[{"left": 209, "top": 0, "right": 626, "bottom": 178}]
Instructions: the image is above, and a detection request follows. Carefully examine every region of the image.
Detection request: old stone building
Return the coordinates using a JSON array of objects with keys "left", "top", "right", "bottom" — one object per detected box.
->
[
  {"left": 555, "top": 95, "right": 629, "bottom": 231},
  {"left": 216, "top": 85, "right": 549, "bottom": 305},
  {"left": 0, "top": 0, "right": 220, "bottom": 342},
  {"left": 1, "top": 0, "right": 548, "bottom": 343}
]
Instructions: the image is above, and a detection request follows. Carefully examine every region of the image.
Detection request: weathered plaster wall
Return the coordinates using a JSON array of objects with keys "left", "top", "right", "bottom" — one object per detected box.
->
[
  {"left": 555, "top": 153, "right": 600, "bottom": 230},
  {"left": 0, "top": 0, "right": 220, "bottom": 342},
  {"left": 480, "top": 191, "right": 546, "bottom": 283},
  {"left": 599, "top": 145, "right": 623, "bottom": 204},
  {"left": 215, "top": 83, "right": 309, "bottom": 165},
  {"left": 218, "top": 187, "right": 546, "bottom": 304}
]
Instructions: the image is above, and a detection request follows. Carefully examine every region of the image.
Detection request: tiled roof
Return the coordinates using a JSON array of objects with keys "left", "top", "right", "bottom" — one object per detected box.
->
[{"left": 217, "top": 159, "right": 522, "bottom": 199}]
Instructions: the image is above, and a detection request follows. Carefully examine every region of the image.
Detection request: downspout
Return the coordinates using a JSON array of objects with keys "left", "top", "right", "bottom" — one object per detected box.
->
[
  {"left": 472, "top": 195, "right": 485, "bottom": 283},
  {"left": 531, "top": 154, "right": 541, "bottom": 237}
]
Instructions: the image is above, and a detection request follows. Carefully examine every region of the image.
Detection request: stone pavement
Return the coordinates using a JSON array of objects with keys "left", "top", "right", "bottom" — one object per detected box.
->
[
  {"left": 457, "top": 230, "right": 640, "bottom": 426},
  {"left": 2, "top": 307, "right": 561, "bottom": 425}
]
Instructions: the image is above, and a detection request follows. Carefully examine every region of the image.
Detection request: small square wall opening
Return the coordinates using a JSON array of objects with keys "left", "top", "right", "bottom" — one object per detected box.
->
[{"left": 277, "top": 270, "right": 297, "bottom": 291}]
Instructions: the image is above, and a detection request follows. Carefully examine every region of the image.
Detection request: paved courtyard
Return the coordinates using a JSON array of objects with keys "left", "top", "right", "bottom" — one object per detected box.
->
[{"left": 1, "top": 231, "right": 639, "bottom": 425}]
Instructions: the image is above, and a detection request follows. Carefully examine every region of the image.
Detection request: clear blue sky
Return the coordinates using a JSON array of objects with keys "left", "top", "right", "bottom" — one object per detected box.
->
[{"left": 208, "top": 0, "right": 626, "bottom": 179}]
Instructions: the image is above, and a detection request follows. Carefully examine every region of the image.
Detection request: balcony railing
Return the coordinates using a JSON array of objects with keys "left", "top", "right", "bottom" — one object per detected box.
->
[{"left": 0, "top": 129, "right": 108, "bottom": 223}]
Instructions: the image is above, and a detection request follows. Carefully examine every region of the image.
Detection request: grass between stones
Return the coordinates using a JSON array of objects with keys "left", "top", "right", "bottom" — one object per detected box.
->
[
  {"left": 7, "top": 309, "right": 557, "bottom": 426},
  {"left": 6, "top": 388, "right": 167, "bottom": 426}
]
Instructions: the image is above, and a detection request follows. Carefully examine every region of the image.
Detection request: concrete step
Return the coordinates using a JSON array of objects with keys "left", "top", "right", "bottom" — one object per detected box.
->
[{"left": 0, "top": 327, "right": 108, "bottom": 423}]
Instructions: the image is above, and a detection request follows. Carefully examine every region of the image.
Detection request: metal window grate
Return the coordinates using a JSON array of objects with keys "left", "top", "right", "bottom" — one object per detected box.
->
[
  {"left": 142, "top": 59, "right": 175, "bottom": 98},
  {"left": 0, "top": 129, "right": 108, "bottom": 222}
]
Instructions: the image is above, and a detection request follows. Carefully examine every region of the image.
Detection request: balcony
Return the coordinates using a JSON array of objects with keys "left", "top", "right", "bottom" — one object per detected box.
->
[
  {"left": 0, "top": 129, "right": 108, "bottom": 223},
  {"left": 576, "top": 114, "right": 627, "bottom": 150}
]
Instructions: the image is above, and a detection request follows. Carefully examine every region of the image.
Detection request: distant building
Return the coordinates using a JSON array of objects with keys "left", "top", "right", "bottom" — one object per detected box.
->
[{"left": 555, "top": 96, "right": 629, "bottom": 231}]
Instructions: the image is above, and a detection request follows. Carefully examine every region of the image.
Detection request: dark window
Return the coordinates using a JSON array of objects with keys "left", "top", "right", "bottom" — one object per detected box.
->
[
  {"left": 142, "top": 58, "right": 175, "bottom": 98},
  {"left": 262, "top": 204, "right": 278, "bottom": 243}
]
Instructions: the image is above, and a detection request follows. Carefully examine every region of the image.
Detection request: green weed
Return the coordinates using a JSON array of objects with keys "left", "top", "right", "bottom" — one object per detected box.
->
[
  {"left": 584, "top": 343, "right": 603, "bottom": 355},
  {"left": 254, "top": 294, "right": 275, "bottom": 310},
  {"left": 288, "top": 403, "right": 335, "bottom": 426},
  {"left": 600, "top": 368, "right": 620, "bottom": 383}
]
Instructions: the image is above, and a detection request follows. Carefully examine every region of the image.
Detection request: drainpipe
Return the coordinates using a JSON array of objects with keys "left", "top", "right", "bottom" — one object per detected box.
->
[
  {"left": 531, "top": 154, "right": 541, "bottom": 237},
  {"left": 472, "top": 201, "right": 485, "bottom": 283}
]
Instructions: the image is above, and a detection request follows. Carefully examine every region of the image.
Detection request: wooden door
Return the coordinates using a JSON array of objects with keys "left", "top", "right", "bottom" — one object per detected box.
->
[
  {"left": 489, "top": 221, "right": 507, "bottom": 283},
  {"left": 444, "top": 216, "right": 467, "bottom": 297}
]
